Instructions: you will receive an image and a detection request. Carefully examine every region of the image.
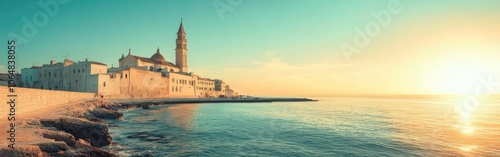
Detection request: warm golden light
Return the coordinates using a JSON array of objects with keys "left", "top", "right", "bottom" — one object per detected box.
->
[
  {"left": 459, "top": 145, "right": 477, "bottom": 152},
  {"left": 426, "top": 49, "right": 497, "bottom": 95},
  {"left": 460, "top": 125, "right": 475, "bottom": 134},
  {"left": 441, "top": 68, "right": 479, "bottom": 94}
]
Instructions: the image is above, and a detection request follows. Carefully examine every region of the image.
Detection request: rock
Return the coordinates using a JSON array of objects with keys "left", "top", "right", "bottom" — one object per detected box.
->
[
  {"left": 0, "top": 145, "right": 43, "bottom": 157},
  {"left": 75, "top": 139, "right": 92, "bottom": 148},
  {"left": 122, "top": 102, "right": 141, "bottom": 109},
  {"left": 42, "top": 130, "right": 77, "bottom": 146},
  {"left": 109, "top": 105, "right": 119, "bottom": 111},
  {"left": 74, "top": 139, "right": 115, "bottom": 157},
  {"left": 79, "top": 149, "right": 116, "bottom": 157},
  {"left": 142, "top": 104, "right": 152, "bottom": 109},
  {"left": 36, "top": 141, "right": 69, "bottom": 153},
  {"left": 40, "top": 117, "right": 112, "bottom": 147},
  {"left": 91, "top": 108, "right": 123, "bottom": 119}
]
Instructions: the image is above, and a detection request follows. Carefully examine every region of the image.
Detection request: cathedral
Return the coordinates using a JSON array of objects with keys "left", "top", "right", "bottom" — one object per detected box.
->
[
  {"left": 20, "top": 21, "right": 237, "bottom": 98},
  {"left": 119, "top": 21, "right": 188, "bottom": 73}
]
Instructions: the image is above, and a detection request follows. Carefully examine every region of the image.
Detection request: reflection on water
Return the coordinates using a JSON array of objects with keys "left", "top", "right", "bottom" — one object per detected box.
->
[
  {"left": 151, "top": 104, "right": 198, "bottom": 129},
  {"left": 105, "top": 97, "right": 500, "bottom": 156}
]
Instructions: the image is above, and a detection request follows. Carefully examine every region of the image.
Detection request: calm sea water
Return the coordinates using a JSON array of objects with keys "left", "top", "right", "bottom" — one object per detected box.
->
[{"left": 103, "top": 97, "right": 500, "bottom": 157}]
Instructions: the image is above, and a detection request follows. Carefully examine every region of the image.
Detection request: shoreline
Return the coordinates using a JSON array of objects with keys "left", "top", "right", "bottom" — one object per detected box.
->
[{"left": 0, "top": 97, "right": 315, "bottom": 156}]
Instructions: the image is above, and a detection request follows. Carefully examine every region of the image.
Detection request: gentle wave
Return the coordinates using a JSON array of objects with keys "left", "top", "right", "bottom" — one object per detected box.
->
[{"left": 103, "top": 97, "right": 500, "bottom": 156}]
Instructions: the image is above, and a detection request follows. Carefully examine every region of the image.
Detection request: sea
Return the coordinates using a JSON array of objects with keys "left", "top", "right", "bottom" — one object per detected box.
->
[{"left": 103, "top": 96, "right": 500, "bottom": 157}]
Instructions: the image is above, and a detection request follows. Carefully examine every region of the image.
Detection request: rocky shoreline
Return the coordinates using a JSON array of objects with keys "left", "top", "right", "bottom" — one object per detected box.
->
[{"left": 0, "top": 97, "right": 316, "bottom": 157}]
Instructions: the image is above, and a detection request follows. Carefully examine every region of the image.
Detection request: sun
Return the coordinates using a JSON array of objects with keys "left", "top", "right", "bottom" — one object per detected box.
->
[
  {"left": 428, "top": 54, "right": 494, "bottom": 95},
  {"left": 440, "top": 67, "right": 481, "bottom": 94}
]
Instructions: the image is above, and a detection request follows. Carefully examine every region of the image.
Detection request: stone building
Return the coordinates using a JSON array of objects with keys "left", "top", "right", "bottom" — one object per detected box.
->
[
  {"left": 119, "top": 48, "right": 180, "bottom": 73},
  {"left": 19, "top": 20, "right": 238, "bottom": 98},
  {"left": 21, "top": 59, "right": 107, "bottom": 92},
  {"left": 196, "top": 77, "right": 215, "bottom": 97}
]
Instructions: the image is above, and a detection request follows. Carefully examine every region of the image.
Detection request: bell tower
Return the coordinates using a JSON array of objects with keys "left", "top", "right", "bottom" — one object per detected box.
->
[{"left": 175, "top": 19, "right": 188, "bottom": 72}]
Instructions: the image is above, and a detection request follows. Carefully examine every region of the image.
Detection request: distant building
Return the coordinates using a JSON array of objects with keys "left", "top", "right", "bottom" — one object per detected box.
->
[
  {"left": 197, "top": 77, "right": 215, "bottom": 97},
  {"left": 19, "top": 20, "right": 237, "bottom": 98}
]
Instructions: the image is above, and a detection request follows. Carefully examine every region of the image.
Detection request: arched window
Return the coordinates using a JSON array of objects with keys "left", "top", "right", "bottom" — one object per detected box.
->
[{"left": 125, "top": 74, "right": 128, "bottom": 78}]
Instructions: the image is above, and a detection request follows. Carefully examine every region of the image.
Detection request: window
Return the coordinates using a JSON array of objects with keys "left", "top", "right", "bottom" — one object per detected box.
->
[
  {"left": 175, "top": 86, "right": 178, "bottom": 92},
  {"left": 76, "top": 80, "right": 78, "bottom": 83},
  {"left": 172, "top": 78, "right": 175, "bottom": 82},
  {"left": 73, "top": 70, "right": 75, "bottom": 73},
  {"left": 125, "top": 74, "right": 128, "bottom": 78},
  {"left": 49, "top": 72, "right": 51, "bottom": 77},
  {"left": 103, "top": 82, "right": 106, "bottom": 87},
  {"left": 78, "top": 69, "right": 80, "bottom": 73},
  {"left": 82, "top": 69, "right": 85, "bottom": 72},
  {"left": 172, "top": 87, "right": 174, "bottom": 92}
]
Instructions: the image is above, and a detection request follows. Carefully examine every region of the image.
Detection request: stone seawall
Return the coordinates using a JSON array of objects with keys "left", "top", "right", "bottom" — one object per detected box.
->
[{"left": 0, "top": 86, "right": 95, "bottom": 118}]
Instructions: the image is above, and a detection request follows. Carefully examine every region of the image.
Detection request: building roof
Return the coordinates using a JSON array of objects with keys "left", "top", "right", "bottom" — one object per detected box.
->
[
  {"left": 130, "top": 55, "right": 177, "bottom": 67},
  {"left": 178, "top": 20, "right": 185, "bottom": 34},
  {"left": 87, "top": 61, "right": 107, "bottom": 66},
  {"left": 198, "top": 77, "right": 214, "bottom": 81},
  {"left": 151, "top": 48, "right": 166, "bottom": 62}
]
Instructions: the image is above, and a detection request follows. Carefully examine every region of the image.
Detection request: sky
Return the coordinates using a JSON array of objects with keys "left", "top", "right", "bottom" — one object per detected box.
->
[{"left": 1, "top": 0, "right": 500, "bottom": 96}]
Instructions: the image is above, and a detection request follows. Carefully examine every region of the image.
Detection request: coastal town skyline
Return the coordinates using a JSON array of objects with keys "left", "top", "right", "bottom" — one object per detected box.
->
[{"left": 2, "top": 0, "right": 500, "bottom": 96}]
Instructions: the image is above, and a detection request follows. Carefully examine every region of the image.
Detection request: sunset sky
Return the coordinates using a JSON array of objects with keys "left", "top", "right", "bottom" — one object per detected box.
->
[{"left": 1, "top": 0, "right": 500, "bottom": 96}]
